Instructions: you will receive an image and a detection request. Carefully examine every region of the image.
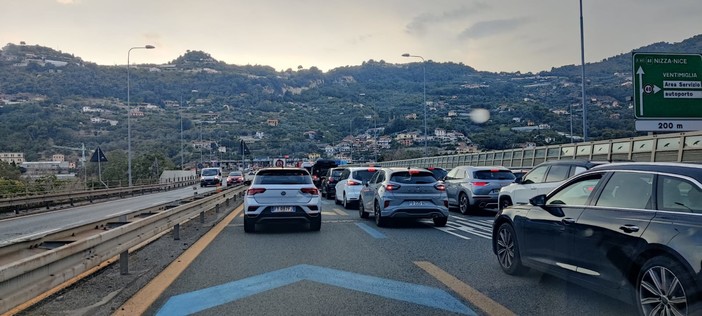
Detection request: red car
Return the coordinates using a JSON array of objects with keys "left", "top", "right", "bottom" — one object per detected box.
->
[{"left": 226, "top": 171, "right": 244, "bottom": 186}]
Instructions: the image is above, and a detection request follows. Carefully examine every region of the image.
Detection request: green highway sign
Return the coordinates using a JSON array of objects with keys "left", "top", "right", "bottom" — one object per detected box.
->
[{"left": 633, "top": 53, "right": 702, "bottom": 121}]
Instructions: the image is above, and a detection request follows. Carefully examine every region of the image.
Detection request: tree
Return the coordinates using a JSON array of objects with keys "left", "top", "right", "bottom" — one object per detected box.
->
[{"left": 0, "top": 161, "right": 21, "bottom": 180}]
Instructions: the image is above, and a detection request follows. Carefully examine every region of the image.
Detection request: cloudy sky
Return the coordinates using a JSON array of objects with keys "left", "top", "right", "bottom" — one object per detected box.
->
[{"left": 1, "top": 0, "right": 700, "bottom": 73}]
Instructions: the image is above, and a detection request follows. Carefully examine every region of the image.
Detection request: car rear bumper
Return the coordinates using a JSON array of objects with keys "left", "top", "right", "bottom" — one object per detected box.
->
[
  {"left": 472, "top": 195, "right": 498, "bottom": 209},
  {"left": 383, "top": 207, "right": 449, "bottom": 219},
  {"left": 245, "top": 208, "right": 320, "bottom": 224}
]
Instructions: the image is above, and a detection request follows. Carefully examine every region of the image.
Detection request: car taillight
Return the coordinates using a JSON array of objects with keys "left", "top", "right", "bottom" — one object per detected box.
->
[
  {"left": 313, "top": 175, "right": 319, "bottom": 181},
  {"left": 434, "top": 183, "right": 446, "bottom": 191},
  {"left": 347, "top": 180, "right": 361, "bottom": 186},
  {"left": 301, "top": 188, "right": 319, "bottom": 195},
  {"left": 472, "top": 182, "right": 488, "bottom": 186},
  {"left": 385, "top": 184, "right": 401, "bottom": 191},
  {"left": 247, "top": 188, "right": 266, "bottom": 195}
]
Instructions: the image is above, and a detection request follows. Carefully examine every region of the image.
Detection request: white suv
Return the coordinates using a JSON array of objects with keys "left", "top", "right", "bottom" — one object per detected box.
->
[
  {"left": 498, "top": 160, "right": 604, "bottom": 210},
  {"left": 334, "top": 167, "right": 378, "bottom": 209}
]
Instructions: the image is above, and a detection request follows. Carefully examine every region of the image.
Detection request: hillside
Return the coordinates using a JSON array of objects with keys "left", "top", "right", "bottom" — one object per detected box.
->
[{"left": 0, "top": 35, "right": 700, "bottom": 173}]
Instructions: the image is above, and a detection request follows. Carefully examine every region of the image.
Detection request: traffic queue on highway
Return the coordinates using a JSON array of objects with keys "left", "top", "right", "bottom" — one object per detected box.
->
[{"left": 240, "top": 160, "right": 702, "bottom": 315}]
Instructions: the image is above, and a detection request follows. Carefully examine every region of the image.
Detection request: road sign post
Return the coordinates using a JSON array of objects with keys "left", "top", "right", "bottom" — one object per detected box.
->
[{"left": 633, "top": 53, "right": 702, "bottom": 131}]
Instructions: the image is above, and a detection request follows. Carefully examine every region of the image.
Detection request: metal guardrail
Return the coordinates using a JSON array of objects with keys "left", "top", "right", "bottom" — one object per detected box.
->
[
  {"left": 379, "top": 130, "right": 702, "bottom": 169},
  {"left": 0, "top": 180, "right": 198, "bottom": 213},
  {"left": 0, "top": 186, "right": 245, "bottom": 314}
]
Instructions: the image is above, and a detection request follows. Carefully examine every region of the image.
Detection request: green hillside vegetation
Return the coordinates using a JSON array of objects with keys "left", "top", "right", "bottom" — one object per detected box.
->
[{"left": 1, "top": 35, "right": 700, "bottom": 182}]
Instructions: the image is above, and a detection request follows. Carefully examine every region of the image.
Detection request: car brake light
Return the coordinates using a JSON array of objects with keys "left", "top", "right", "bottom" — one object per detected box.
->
[
  {"left": 347, "top": 180, "right": 361, "bottom": 186},
  {"left": 247, "top": 188, "right": 266, "bottom": 195},
  {"left": 434, "top": 183, "right": 446, "bottom": 191},
  {"left": 409, "top": 169, "right": 420, "bottom": 175},
  {"left": 368, "top": 168, "right": 376, "bottom": 172},
  {"left": 491, "top": 169, "right": 500, "bottom": 172},
  {"left": 385, "top": 184, "right": 400, "bottom": 191},
  {"left": 472, "top": 182, "right": 488, "bottom": 186},
  {"left": 313, "top": 175, "right": 319, "bottom": 181},
  {"left": 301, "top": 188, "right": 319, "bottom": 195}
]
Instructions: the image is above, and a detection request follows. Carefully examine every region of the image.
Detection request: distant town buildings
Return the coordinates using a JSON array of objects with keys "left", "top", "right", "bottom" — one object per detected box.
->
[{"left": 0, "top": 152, "right": 24, "bottom": 164}]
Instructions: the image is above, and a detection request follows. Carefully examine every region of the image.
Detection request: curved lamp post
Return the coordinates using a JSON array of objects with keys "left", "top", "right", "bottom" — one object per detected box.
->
[
  {"left": 401, "top": 53, "right": 427, "bottom": 157},
  {"left": 127, "top": 45, "right": 155, "bottom": 187}
]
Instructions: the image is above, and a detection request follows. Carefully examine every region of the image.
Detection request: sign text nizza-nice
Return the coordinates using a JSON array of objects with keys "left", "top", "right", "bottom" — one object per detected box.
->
[{"left": 633, "top": 53, "right": 702, "bottom": 131}]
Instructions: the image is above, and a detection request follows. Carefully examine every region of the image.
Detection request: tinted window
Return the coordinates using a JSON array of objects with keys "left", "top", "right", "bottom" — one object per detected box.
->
[
  {"left": 473, "top": 170, "right": 515, "bottom": 180},
  {"left": 522, "top": 166, "right": 548, "bottom": 184},
  {"left": 330, "top": 169, "right": 345, "bottom": 178},
  {"left": 595, "top": 172, "right": 653, "bottom": 209},
  {"left": 352, "top": 170, "right": 376, "bottom": 182},
  {"left": 427, "top": 168, "right": 448, "bottom": 180},
  {"left": 390, "top": 171, "right": 436, "bottom": 184},
  {"left": 657, "top": 176, "right": 702, "bottom": 213},
  {"left": 254, "top": 170, "right": 312, "bottom": 185},
  {"left": 548, "top": 175, "right": 603, "bottom": 206},
  {"left": 545, "top": 165, "right": 571, "bottom": 182},
  {"left": 229, "top": 171, "right": 242, "bottom": 176}
]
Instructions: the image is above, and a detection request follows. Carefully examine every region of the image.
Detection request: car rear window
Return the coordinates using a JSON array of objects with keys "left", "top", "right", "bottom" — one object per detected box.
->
[
  {"left": 331, "top": 170, "right": 344, "bottom": 177},
  {"left": 389, "top": 171, "right": 436, "bottom": 184},
  {"left": 254, "top": 170, "right": 312, "bottom": 185},
  {"left": 229, "top": 172, "right": 242, "bottom": 176},
  {"left": 474, "top": 170, "right": 515, "bottom": 180},
  {"left": 427, "top": 168, "right": 447, "bottom": 180},
  {"left": 352, "top": 170, "right": 376, "bottom": 182}
]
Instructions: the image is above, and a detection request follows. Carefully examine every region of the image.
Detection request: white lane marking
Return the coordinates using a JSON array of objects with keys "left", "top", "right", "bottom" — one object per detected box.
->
[
  {"left": 321, "top": 211, "right": 337, "bottom": 216},
  {"left": 434, "top": 227, "right": 472, "bottom": 240},
  {"left": 430, "top": 216, "right": 493, "bottom": 240},
  {"left": 333, "top": 210, "right": 348, "bottom": 216}
]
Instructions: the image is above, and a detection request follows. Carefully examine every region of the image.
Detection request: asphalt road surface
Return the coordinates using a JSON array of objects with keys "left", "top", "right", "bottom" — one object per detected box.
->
[{"left": 132, "top": 198, "right": 637, "bottom": 316}]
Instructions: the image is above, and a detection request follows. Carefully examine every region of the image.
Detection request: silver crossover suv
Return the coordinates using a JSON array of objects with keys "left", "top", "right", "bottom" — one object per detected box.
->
[
  {"left": 444, "top": 166, "right": 515, "bottom": 214},
  {"left": 358, "top": 168, "right": 449, "bottom": 227}
]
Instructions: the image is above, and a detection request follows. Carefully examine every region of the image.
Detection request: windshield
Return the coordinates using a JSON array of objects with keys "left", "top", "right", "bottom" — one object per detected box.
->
[
  {"left": 201, "top": 169, "right": 219, "bottom": 176},
  {"left": 229, "top": 172, "right": 242, "bottom": 176}
]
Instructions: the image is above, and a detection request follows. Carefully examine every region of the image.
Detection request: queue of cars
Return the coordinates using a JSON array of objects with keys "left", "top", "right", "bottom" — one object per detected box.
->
[{"left": 239, "top": 161, "right": 702, "bottom": 315}]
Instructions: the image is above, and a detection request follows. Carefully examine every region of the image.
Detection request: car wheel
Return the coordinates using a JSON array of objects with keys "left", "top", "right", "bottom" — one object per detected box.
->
[
  {"left": 359, "top": 198, "right": 369, "bottom": 219},
  {"left": 374, "top": 201, "right": 387, "bottom": 227},
  {"left": 637, "top": 256, "right": 696, "bottom": 316},
  {"left": 310, "top": 215, "right": 321, "bottom": 231},
  {"left": 499, "top": 196, "right": 512, "bottom": 211},
  {"left": 433, "top": 217, "right": 447, "bottom": 227},
  {"left": 335, "top": 194, "right": 341, "bottom": 205},
  {"left": 243, "top": 217, "right": 255, "bottom": 233},
  {"left": 343, "top": 194, "right": 351, "bottom": 209},
  {"left": 459, "top": 193, "right": 471, "bottom": 215},
  {"left": 495, "top": 223, "right": 528, "bottom": 275}
]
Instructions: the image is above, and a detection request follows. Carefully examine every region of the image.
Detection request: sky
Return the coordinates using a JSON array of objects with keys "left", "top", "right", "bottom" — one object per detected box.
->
[{"left": 1, "top": 0, "right": 701, "bottom": 73}]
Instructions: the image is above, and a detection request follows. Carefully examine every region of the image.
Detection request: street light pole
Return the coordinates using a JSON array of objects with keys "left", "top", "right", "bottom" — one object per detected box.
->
[
  {"left": 127, "top": 45, "right": 155, "bottom": 187},
  {"left": 579, "top": 0, "right": 588, "bottom": 141},
  {"left": 402, "top": 53, "right": 427, "bottom": 157}
]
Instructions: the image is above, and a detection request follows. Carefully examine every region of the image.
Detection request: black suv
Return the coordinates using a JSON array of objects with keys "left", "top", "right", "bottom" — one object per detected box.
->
[
  {"left": 320, "top": 167, "right": 345, "bottom": 199},
  {"left": 311, "top": 159, "right": 338, "bottom": 188},
  {"left": 493, "top": 162, "right": 702, "bottom": 315}
]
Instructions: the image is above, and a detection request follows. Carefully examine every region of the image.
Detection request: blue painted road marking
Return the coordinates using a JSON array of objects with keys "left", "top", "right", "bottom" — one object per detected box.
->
[
  {"left": 157, "top": 264, "right": 476, "bottom": 316},
  {"left": 355, "top": 222, "right": 387, "bottom": 239}
]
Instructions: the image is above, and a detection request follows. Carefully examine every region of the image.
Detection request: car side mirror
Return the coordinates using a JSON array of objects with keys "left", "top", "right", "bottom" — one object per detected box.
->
[
  {"left": 364, "top": 182, "right": 369, "bottom": 187},
  {"left": 529, "top": 194, "right": 546, "bottom": 207}
]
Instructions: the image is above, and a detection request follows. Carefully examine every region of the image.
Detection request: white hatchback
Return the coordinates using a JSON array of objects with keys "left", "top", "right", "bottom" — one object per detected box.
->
[{"left": 334, "top": 167, "right": 379, "bottom": 209}]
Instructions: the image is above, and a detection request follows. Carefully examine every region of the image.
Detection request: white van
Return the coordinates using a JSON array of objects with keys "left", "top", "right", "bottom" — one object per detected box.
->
[{"left": 200, "top": 167, "right": 223, "bottom": 187}]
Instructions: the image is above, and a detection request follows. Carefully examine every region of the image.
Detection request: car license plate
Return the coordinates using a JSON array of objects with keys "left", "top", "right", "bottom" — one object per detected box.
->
[
  {"left": 408, "top": 201, "right": 426, "bottom": 206},
  {"left": 272, "top": 206, "right": 294, "bottom": 213}
]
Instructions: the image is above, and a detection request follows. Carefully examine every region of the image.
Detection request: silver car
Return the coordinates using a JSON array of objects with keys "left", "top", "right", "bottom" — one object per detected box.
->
[
  {"left": 243, "top": 168, "right": 321, "bottom": 233},
  {"left": 358, "top": 168, "right": 449, "bottom": 227},
  {"left": 444, "top": 166, "right": 515, "bottom": 214}
]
